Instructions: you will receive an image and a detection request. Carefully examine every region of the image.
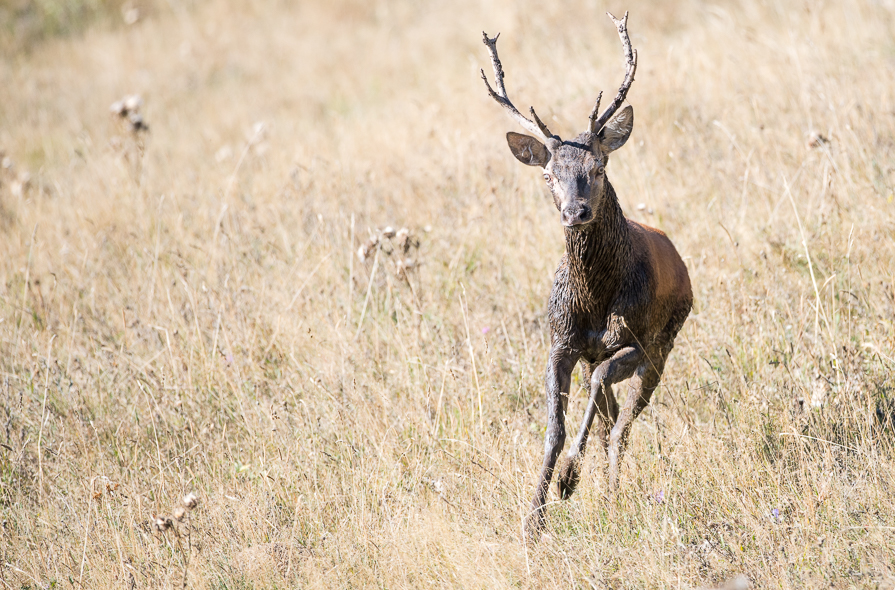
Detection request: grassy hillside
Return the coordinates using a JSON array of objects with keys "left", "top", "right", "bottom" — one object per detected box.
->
[{"left": 1, "top": 0, "right": 894, "bottom": 587}]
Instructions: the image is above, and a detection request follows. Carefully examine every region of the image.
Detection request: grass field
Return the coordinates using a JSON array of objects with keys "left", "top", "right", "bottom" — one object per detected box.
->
[{"left": 2, "top": 0, "right": 895, "bottom": 587}]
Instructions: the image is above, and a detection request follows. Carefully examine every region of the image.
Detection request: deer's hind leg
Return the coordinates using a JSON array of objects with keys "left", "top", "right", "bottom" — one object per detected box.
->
[
  {"left": 557, "top": 346, "right": 641, "bottom": 499},
  {"left": 606, "top": 346, "right": 669, "bottom": 491}
]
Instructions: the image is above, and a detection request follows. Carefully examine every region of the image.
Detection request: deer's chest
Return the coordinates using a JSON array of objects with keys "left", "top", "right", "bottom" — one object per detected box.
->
[{"left": 547, "top": 269, "right": 624, "bottom": 358}]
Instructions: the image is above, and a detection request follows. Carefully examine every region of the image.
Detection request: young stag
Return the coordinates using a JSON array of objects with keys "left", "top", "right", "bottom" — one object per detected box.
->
[{"left": 481, "top": 12, "right": 692, "bottom": 535}]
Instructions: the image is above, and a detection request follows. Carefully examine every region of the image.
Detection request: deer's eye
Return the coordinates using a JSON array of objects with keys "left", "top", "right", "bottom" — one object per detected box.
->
[
  {"left": 543, "top": 174, "right": 553, "bottom": 185},
  {"left": 597, "top": 166, "right": 605, "bottom": 175}
]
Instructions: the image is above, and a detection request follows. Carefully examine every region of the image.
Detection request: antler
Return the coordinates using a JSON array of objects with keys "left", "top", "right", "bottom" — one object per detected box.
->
[
  {"left": 588, "top": 11, "right": 638, "bottom": 134},
  {"left": 481, "top": 32, "right": 558, "bottom": 143}
]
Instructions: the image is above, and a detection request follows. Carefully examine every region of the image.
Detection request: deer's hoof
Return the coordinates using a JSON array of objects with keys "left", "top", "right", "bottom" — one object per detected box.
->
[
  {"left": 606, "top": 451, "right": 621, "bottom": 493},
  {"left": 556, "top": 456, "right": 581, "bottom": 500},
  {"left": 606, "top": 467, "right": 620, "bottom": 494}
]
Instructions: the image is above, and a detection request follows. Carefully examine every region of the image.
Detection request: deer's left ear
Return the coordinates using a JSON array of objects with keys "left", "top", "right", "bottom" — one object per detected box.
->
[{"left": 597, "top": 105, "right": 633, "bottom": 154}]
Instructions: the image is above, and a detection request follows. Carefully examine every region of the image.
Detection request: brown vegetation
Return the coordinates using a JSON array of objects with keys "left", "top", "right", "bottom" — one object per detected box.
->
[{"left": 1, "top": 0, "right": 894, "bottom": 587}]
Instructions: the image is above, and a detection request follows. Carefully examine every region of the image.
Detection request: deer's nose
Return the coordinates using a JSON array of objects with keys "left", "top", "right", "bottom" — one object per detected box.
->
[{"left": 561, "top": 205, "right": 592, "bottom": 227}]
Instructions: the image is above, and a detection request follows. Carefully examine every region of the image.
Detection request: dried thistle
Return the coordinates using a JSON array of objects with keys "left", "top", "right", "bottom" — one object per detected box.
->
[
  {"left": 153, "top": 514, "right": 173, "bottom": 533},
  {"left": 173, "top": 507, "right": 187, "bottom": 522},
  {"left": 356, "top": 225, "right": 422, "bottom": 280},
  {"left": 357, "top": 235, "right": 380, "bottom": 262},
  {"left": 394, "top": 258, "right": 417, "bottom": 279},
  {"left": 182, "top": 492, "right": 200, "bottom": 510},
  {"left": 121, "top": 2, "right": 140, "bottom": 25},
  {"left": 110, "top": 94, "right": 149, "bottom": 133},
  {"left": 128, "top": 113, "right": 148, "bottom": 132},
  {"left": 807, "top": 132, "right": 828, "bottom": 149},
  {"left": 395, "top": 227, "right": 419, "bottom": 254},
  {"left": 358, "top": 226, "right": 420, "bottom": 264},
  {"left": 10, "top": 171, "right": 30, "bottom": 198}
]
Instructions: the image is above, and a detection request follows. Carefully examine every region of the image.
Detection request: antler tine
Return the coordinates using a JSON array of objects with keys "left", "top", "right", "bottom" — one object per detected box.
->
[
  {"left": 481, "top": 32, "right": 557, "bottom": 143},
  {"left": 587, "top": 91, "right": 603, "bottom": 134},
  {"left": 529, "top": 106, "right": 554, "bottom": 139},
  {"left": 589, "top": 11, "right": 638, "bottom": 134}
]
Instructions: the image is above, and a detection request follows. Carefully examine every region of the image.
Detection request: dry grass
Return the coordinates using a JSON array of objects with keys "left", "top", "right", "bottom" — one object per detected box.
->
[{"left": 2, "top": 0, "right": 895, "bottom": 587}]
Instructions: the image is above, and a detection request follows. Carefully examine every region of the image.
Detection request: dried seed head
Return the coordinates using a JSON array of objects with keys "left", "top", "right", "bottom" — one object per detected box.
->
[
  {"left": 111, "top": 95, "right": 148, "bottom": 133},
  {"left": 123, "top": 6, "right": 140, "bottom": 25},
  {"left": 10, "top": 172, "right": 30, "bottom": 198},
  {"left": 381, "top": 226, "right": 396, "bottom": 239},
  {"left": 173, "top": 507, "right": 186, "bottom": 522},
  {"left": 128, "top": 113, "right": 148, "bottom": 132},
  {"left": 395, "top": 258, "right": 416, "bottom": 277},
  {"left": 111, "top": 95, "right": 143, "bottom": 117},
  {"left": 807, "top": 132, "right": 828, "bottom": 149},
  {"left": 395, "top": 228, "right": 419, "bottom": 254},
  {"left": 182, "top": 492, "right": 200, "bottom": 510},
  {"left": 124, "top": 94, "right": 143, "bottom": 112},
  {"left": 358, "top": 236, "right": 379, "bottom": 262},
  {"left": 153, "top": 515, "right": 173, "bottom": 532},
  {"left": 428, "top": 479, "right": 445, "bottom": 494}
]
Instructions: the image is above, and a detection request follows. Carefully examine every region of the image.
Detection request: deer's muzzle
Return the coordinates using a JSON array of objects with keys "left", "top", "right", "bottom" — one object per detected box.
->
[{"left": 561, "top": 205, "right": 592, "bottom": 227}]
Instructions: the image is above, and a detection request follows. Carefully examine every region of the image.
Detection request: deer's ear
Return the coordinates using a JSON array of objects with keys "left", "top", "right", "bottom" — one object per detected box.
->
[
  {"left": 506, "top": 132, "right": 551, "bottom": 167},
  {"left": 597, "top": 105, "right": 633, "bottom": 154}
]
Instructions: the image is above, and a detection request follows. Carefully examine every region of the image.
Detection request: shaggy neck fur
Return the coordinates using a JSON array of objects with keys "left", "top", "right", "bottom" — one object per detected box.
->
[{"left": 563, "top": 180, "right": 631, "bottom": 315}]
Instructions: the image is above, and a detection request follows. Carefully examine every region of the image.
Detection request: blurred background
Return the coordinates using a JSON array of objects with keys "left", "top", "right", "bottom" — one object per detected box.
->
[{"left": 1, "top": 0, "right": 894, "bottom": 587}]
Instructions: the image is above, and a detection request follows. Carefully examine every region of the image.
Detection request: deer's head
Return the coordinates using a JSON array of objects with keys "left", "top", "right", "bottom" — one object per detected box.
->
[{"left": 482, "top": 12, "right": 637, "bottom": 228}]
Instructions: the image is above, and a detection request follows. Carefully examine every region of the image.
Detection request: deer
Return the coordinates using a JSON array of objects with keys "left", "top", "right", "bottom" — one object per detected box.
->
[{"left": 481, "top": 12, "right": 692, "bottom": 537}]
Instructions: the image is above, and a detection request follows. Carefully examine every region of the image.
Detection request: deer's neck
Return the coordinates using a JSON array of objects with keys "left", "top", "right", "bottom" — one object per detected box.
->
[{"left": 563, "top": 181, "right": 631, "bottom": 306}]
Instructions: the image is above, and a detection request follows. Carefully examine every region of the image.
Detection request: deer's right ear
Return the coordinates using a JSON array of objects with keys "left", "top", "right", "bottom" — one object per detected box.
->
[{"left": 506, "top": 132, "right": 551, "bottom": 167}]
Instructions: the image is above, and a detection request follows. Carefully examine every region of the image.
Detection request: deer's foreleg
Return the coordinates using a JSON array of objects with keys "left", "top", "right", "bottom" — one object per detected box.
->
[
  {"left": 606, "top": 353, "right": 665, "bottom": 491},
  {"left": 556, "top": 346, "right": 640, "bottom": 499},
  {"left": 525, "top": 351, "right": 576, "bottom": 538}
]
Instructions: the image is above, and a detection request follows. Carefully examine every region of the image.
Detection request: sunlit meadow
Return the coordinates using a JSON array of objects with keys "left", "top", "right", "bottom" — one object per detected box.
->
[{"left": 1, "top": 0, "right": 894, "bottom": 587}]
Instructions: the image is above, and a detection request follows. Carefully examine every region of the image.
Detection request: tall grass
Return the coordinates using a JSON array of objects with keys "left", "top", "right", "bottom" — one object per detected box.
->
[
  {"left": 0, "top": 0, "right": 164, "bottom": 53},
  {"left": 1, "top": 0, "right": 894, "bottom": 587}
]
